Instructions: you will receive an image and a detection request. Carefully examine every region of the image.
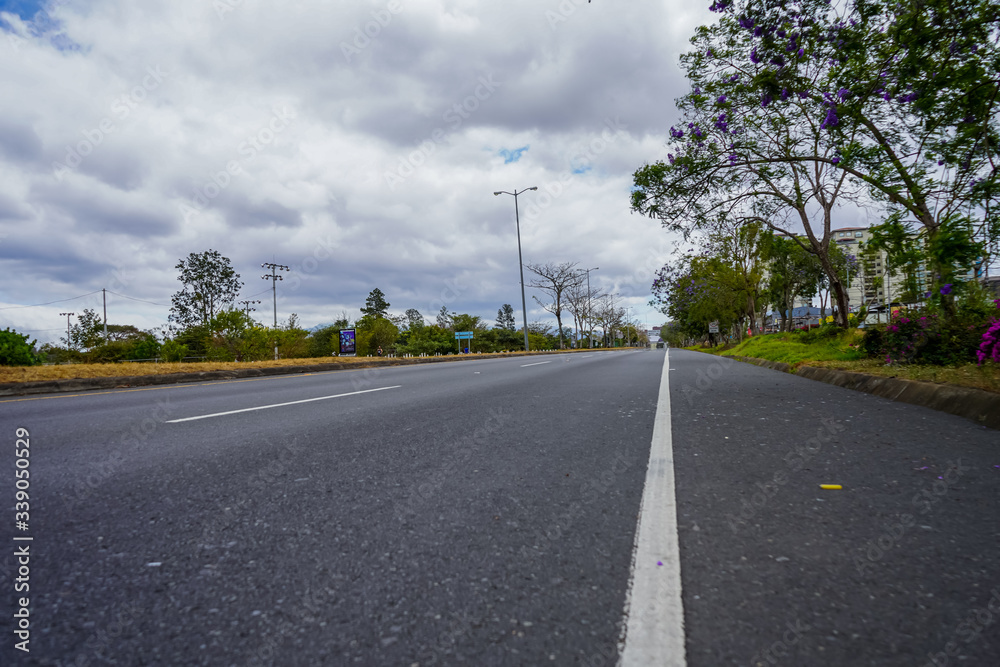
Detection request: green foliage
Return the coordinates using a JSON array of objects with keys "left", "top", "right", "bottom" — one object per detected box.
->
[
  {"left": 275, "top": 315, "right": 310, "bottom": 358},
  {"left": 396, "top": 323, "right": 453, "bottom": 356},
  {"left": 355, "top": 316, "right": 398, "bottom": 356},
  {"left": 173, "top": 323, "right": 210, "bottom": 357},
  {"left": 0, "top": 328, "right": 42, "bottom": 366},
  {"left": 160, "top": 339, "right": 190, "bottom": 362},
  {"left": 204, "top": 309, "right": 272, "bottom": 361},
  {"left": 85, "top": 334, "right": 161, "bottom": 363},
  {"left": 307, "top": 325, "right": 341, "bottom": 357}
]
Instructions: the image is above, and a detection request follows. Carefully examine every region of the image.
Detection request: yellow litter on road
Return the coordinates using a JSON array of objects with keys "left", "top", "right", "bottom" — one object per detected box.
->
[{"left": 820, "top": 484, "right": 842, "bottom": 490}]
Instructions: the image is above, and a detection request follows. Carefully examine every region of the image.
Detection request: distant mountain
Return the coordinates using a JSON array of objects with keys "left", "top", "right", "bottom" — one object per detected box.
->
[{"left": 307, "top": 323, "right": 334, "bottom": 333}]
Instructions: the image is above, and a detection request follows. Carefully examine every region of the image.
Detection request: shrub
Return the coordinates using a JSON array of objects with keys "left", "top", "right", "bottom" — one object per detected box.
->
[
  {"left": 0, "top": 328, "right": 41, "bottom": 366},
  {"left": 161, "top": 340, "right": 190, "bottom": 362},
  {"left": 975, "top": 300, "right": 1000, "bottom": 366},
  {"left": 861, "top": 301, "right": 997, "bottom": 365}
]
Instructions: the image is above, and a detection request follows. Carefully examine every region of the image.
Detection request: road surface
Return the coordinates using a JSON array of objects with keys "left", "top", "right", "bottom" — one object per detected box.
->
[{"left": 1, "top": 349, "right": 997, "bottom": 666}]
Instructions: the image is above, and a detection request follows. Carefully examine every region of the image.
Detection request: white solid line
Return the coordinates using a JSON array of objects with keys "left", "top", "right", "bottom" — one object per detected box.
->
[
  {"left": 520, "top": 361, "right": 552, "bottom": 367},
  {"left": 166, "top": 385, "right": 402, "bottom": 423},
  {"left": 618, "top": 349, "right": 686, "bottom": 666}
]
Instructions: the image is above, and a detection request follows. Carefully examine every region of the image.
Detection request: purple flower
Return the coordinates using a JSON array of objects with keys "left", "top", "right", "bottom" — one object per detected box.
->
[
  {"left": 761, "top": 94, "right": 773, "bottom": 108},
  {"left": 738, "top": 16, "right": 755, "bottom": 30},
  {"left": 821, "top": 107, "right": 839, "bottom": 129},
  {"left": 797, "top": 48, "right": 805, "bottom": 57},
  {"left": 706, "top": 49, "right": 713, "bottom": 57},
  {"left": 831, "top": 157, "right": 840, "bottom": 164},
  {"left": 837, "top": 88, "right": 850, "bottom": 100},
  {"left": 750, "top": 48, "right": 761, "bottom": 64},
  {"left": 717, "top": 95, "right": 727, "bottom": 104},
  {"left": 940, "top": 284, "right": 953, "bottom": 295}
]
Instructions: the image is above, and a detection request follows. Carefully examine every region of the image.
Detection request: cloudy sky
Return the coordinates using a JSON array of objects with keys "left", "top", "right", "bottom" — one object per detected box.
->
[{"left": 0, "top": 0, "right": 726, "bottom": 344}]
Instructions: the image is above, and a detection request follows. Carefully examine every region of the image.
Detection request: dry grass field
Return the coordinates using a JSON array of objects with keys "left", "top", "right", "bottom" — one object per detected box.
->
[
  {"left": 0, "top": 350, "right": 568, "bottom": 385},
  {"left": 0, "top": 356, "right": 413, "bottom": 384}
]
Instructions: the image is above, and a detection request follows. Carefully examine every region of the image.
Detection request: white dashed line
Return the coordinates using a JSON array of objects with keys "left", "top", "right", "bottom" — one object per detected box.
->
[{"left": 166, "top": 385, "right": 401, "bottom": 423}]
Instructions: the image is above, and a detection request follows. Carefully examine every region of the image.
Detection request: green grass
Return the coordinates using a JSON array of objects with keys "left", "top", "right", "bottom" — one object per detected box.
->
[
  {"left": 717, "top": 329, "right": 866, "bottom": 364},
  {"left": 686, "top": 328, "right": 1000, "bottom": 394}
]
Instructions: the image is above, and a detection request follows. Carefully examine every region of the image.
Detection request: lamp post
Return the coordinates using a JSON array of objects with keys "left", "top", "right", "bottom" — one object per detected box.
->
[
  {"left": 59, "top": 312, "right": 74, "bottom": 350},
  {"left": 578, "top": 266, "right": 599, "bottom": 348},
  {"left": 261, "top": 263, "right": 289, "bottom": 359},
  {"left": 493, "top": 187, "right": 537, "bottom": 353}
]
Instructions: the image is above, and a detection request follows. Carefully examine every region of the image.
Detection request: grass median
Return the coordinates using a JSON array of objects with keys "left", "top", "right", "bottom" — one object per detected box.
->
[{"left": 0, "top": 348, "right": 613, "bottom": 385}]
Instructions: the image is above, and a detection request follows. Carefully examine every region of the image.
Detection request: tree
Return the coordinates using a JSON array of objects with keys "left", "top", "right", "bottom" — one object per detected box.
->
[
  {"left": 496, "top": 304, "right": 516, "bottom": 331},
  {"left": 360, "top": 288, "right": 390, "bottom": 320},
  {"left": 0, "top": 328, "right": 41, "bottom": 366},
  {"left": 64, "top": 309, "right": 105, "bottom": 350},
  {"left": 703, "top": 219, "right": 769, "bottom": 335},
  {"left": 651, "top": 250, "right": 743, "bottom": 343},
  {"left": 761, "top": 233, "right": 825, "bottom": 331},
  {"left": 405, "top": 309, "right": 425, "bottom": 330},
  {"left": 435, "top": 306, "right": 454, "bottom": 329},
  {"left": 527, "top": 261, "right": 584, "bottom": 349},
  {"left": 717, "top": 0, "right": 999, "bottom": 314},
  {"left": 631, "top": 5, "right": 866, "bottom": 327},
  {"left": 169, "top": 250, "right": 243, "bottom": 328}
]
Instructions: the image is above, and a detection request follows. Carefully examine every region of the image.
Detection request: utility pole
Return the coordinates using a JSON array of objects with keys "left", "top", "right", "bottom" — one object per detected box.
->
[
  {"left": 239, "top": 299, "right": 262, "bottom": 321},
  {"left": 261, "top": 263, "right": 289, "bottom": 360},
  {"left": 59, "top": 312, "right": 75, "bottom": 350},
  {"left": 102, "top": 289, "right": 108, "bottom": 343}
]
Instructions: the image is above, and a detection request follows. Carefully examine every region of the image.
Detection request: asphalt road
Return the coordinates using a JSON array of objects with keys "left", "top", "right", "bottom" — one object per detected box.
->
[{"left": 1, "top": 349, "right": 998, "bottom": 666}]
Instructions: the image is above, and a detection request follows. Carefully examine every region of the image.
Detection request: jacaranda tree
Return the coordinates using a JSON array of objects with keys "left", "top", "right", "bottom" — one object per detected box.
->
[
  {"left": 716, "top": 0, "right": 1000, "bottom": 311},
  {"left": 632, "top": 1, "right": 865, "bottom": 326}
]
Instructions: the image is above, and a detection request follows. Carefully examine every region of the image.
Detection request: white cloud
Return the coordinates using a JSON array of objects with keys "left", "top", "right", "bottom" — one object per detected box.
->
[{"left": 0, "top": 0, "right": 716, "bottom": 343}]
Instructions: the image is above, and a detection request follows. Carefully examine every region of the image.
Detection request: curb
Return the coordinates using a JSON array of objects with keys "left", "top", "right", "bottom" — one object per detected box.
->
[
  {"left": 0, "top": 349, "right": 632, "bottom": 398},
  {"left": 730, "top": 355, "right": 1000, "bottom": 430}
]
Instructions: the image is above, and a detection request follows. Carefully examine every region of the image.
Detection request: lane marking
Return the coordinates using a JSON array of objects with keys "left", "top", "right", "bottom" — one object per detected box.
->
[
  {"left": 618, "top": 348, "right": 686, "bottom": 666},
  {"left": 166, "top": 385, "right": 401, "bottom": 423},
  {"left": 520, "top": 361, "right": 552, "bottom": 367}
]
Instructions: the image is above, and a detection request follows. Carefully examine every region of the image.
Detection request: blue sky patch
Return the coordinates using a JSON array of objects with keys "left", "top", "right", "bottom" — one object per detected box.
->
[
  {"left": 498, "top": 145, "right": 529, "bottom": 164},
  {"left": 0, "top": 0, "right": 48, "bottom": 22}
]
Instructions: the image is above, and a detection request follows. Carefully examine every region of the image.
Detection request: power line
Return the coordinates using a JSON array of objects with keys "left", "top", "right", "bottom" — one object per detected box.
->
[
  {"left": 0, "top": 290, "right": 102, "bottom": 310},
  {"left": 105, "top": 290, "right": 169, "bottom": 307}
]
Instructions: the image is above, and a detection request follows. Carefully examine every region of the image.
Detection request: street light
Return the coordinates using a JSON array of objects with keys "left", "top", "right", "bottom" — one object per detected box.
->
[
  {"left": 494, "top": 187, "right": 537, "bottom": 353},
  {"left": 59, "top": 312, "right": 74, "bottom": 350},
  {"left": 578, "top": 266, "right": 599, "bottom": 348}
]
